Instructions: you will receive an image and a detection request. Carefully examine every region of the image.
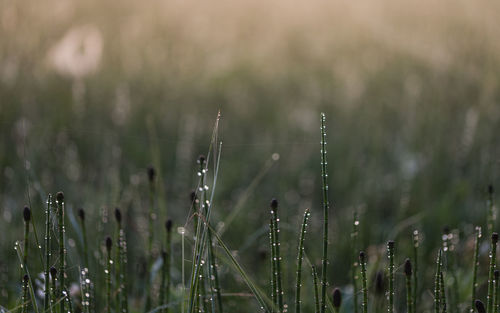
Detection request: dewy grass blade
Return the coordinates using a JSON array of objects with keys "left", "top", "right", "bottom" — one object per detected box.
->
[
  {"left": 295, "top": 208, "right": 311, "bottom": 313},
  {"left": 351, "top": 213, "right": 359, "bottom": 313},
  {"left": 320, "top": 112, "right": 331, "bottom": 313},
  {"left": 488, "top": 233, "right": 498, "bottom": 313},
  {"left": 472, "top": 227, "right": 482, "bottom": 313},
  {"left": 434, "top": 249, "right": 443, "bottom": 313}
]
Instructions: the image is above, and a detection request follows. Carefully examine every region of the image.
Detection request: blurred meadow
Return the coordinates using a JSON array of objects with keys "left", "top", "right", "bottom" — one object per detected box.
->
[{"left": 1, "top": 0, "right": 500, "bottom": 311}]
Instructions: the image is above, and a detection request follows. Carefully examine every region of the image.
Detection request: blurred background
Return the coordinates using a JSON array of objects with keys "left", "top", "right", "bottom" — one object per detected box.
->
[{"left": 1, "top": 0, "right": 500, "bottom": 311}]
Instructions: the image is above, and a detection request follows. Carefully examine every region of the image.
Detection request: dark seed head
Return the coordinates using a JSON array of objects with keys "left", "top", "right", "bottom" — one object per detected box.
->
[
  {"left": 359, "top": 251, "right": 366, "bottom": 262},
  {"left": 147, "top": 165, "right": 156, "bottom": 182},
  {"left": 387, "top": 240, "right": 395, "bottom": 249},
  {"left": 489, "top": 185, "right": 494, "bottom": 195},
  {"left": 105, "top": 236, "right": 112, "bottom": 251},
  {"left": 23, "top": 274, "right": 29, "bottom": 283},
  {"left": 492, "top": 232, "right": 498, "bottom": 244},
  {"left": 166, "top": 219, "right": 173, "bottom": 232},
  {"left": 495, "top": 270, "right": 500, "bottom": 280},
  {"left": 50, "top": 267, "right": 57, "bottom": 278},
  {"left": 198, "top": 155, "right": 206, "bottom": 165},
  {"left": 270, "top": 198, "right": 278, "bottom": 210},
  {"left": 77, "top": 208, "right": 85, "bottom": 222},
  {"left": 374, "top": 270, "right": 385, "bottom": 295},
  {"left": 23, "top": 206, "right": 31, "bottom": 222},
  {"left": 404, "top": 258, "right": 412, "bottom": 276},
  {"left": 56, "top": 191, "right": 64, "bottom": 203},
  {"left": 332, "top": 288, "right": 342, "bottom": 308},
  {"left": 114, "top": 208, "right": 122, "bottom": 223},
  {"left": 475, "top": 300, "right": 486, "bottom": 313},
  {"left": 190, "top": 190, "right": 197, "bottom": 202}
]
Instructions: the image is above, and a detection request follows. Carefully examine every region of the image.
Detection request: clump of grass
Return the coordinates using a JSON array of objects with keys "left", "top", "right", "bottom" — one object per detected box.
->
[
  {"left": 270, "top": 198, "right": 284, "bottom": 313},
  {"left": 488, "top": 233, "right": 499, "bottom": 313},
  {"left": 404, "top": 259, "right": 413, "bottom": 313},
  {"left": 387, "top": 240, "right": 395, "bottom": 313},
  {"left": 295, "top": 208, "right": 311, "bottom": 313},
  {"left": 332, "top": 288, "right": 342, "bottom": 313},
  {"left": 472, "top": 227, "right": 482, "bottom": 313},
  {"left": 320, "top": 112, "right": 331, "bottom": 313},
  {"left": 105, "top": 236, "right": 113, "bottom": 313},
  {"left": 56, "top": 191, "right": 66, "bottom": 313},
  {"left": 360, "top": 251, "right": 368, "bottom": 313}
]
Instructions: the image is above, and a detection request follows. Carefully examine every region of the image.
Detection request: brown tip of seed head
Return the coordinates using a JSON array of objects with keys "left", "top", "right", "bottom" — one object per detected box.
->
[
  {"left": 56, "top": 191, "right": 64, "bottom": 203},
  {"left": 475, "top": 300, "right": 486, "bottom": 313},
  {"left": 23, "top": 274, "right": 29, "bottom": 283},
  {"left": 443, "top": 226, "right": 450, "bottom": 235},
  {"left": 50, "top": 267, "right": 57, "bottom": 278},
  {"left": 114, "top": 208, "right": 122, "bottom": 223},
  {"left": 489, "top": 185, "right": 494, "bottom": 195},
  {"left": 359, "top": 251, "right": 366, "bottom": 262},
  {"left": 495, "top": 270, "right": 499, "bottom": 280},
  {"left": 332, "top": 288, "right": 342, "bottom": 308},
  {"left": 166, "top": 219, "right": 173, "bottom": 232},
  {"left": 23, "top": 206, "right": 31, "bottom": 222},
  {"left": 198, "top": 155, "right": 206, "bottom": 165},
  {"left": 492, "top": 232, "right": 498, "bottom": 244},
  {"left": 105, "top": 236, "right": 112, "bottom": 251},
  {"left": 270, "top": 198, "right": 278, "bottom": 210},
  {"left": 147, "top": 165, "right": 156, "bottom": 182},
  {"left": 387, "top": 240, "right": 395, "bottom": 249},
  {"left": 77, "top": 208, "right": 85, "bottom": 221},
  {"left": 404, "top": 258, "right": 412, "bottom": 276}
]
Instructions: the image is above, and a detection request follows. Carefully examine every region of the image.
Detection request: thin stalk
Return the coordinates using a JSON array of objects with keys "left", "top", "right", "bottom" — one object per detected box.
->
[
  {"left": 23, "top": 275, "right": 29, "bottom": 313},
  {"left": 472, "top": 227, "right": 482, "bottom": 313},
  {"left": 295, "top": 208, "right": 311, "bottom": 313},
  {"left": 488, "top": 233, "right": 499, "bottom": 313},
  {"left": 413, "top": 230, "right": 419, "bottom": 313},
  {"left": 332, "top": 288, "right": 342, "bottom": 313},
  {"left": 271, "top": 199, "right": 284, "bottom": 312},
  {"left": 477, "top": 300, "right": 486, "bottom": 313},
  {"left": 360, "top": 251, "right": 368, "bottom": 313},
  {"left": 160, "top": 220, "right": 173, "bottom": 313},
  {"left": 435, "top": 249, "right": 443, "bottom": 313},
  {"left": 404, "top": 259, "right": 413, "bottom": 313},
  {"left": 22, "top": 206, "right": 30, "bottom": 281},
  {"left": 105, "top": 237, "right": 112, "bottom": 313},
  {"left": 56, "top": 192, "right": 66, "bottom": 313},
  {"left": 270, "top": 219, "right": 277, "bottom": 313},
  {"left": 312, "top": 266, "right": 320, "bottom": 313},
  {"left": 488, "top": 185, "right": 496, "bottom": 237},
  {"left": 78, "top": 208, "right": 89, "bottom": 271},
  {"left": 114, "top": 208, "right": 122, "bottom": 313},
  {"left": 387, "top": 241, "right": 395, "bottom": 313},
  {"left": 45, "top": 195, "right": 53, "bottom": 313},
  {"left": 352, "top": 213, "right": 359, "bottom": 313},
  {"left": 320, "top": 112, "right": 331, "bottom": 313},
  {"left": 440, "top": 271, "right": 447, "bottom": 313},
  {"left": 494, "top": 270, "right": 499, "bottom": 313},
  {"left": 145, "top": 165, "right": 156, "bottom": 312},
  {"left": 50, "top": 267, "right": 57, "bottom": 310}
]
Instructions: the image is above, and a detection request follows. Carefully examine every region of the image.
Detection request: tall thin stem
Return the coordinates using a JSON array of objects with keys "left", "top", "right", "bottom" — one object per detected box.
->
[
  {"left": 105, "top": 237, "right": 112, "bottom": 313},
  {"left": 404, "top": 259, "right": 413, "bottom": 313},
  {"left": 271, "top": 199, "right": 284, "bottom": 312},
  {"left": 360, "top": 251, "right": 368, "bottom": 313},
  {"left": 45, "top": 195, "right": 52, "bottom": 313},
  {"left": 488, "top": 233, "right": 498, "bottom": 313},
  {"left": 295, "top": 208, "right": 310, "bottom": 313},
  {"left": 312, "top": 266, "right": 320, "bottom": 313},
  {"left": 472, "top": 227, "right": 482, "bottom": 313},
  {"left": 413, "top": 230, "right": 419, "bottom": 313},
  {"left": 387, "top": 241, "right": 395, "bottom": 313},
  {"left": 434, "top": 249, "right": 443, "bottom": 313},
  {"left": 320, "top": 112, "right": 331, "bottom": 313},
  {"left": 352, "top": 213, "right": 359, "bottom": 313},
  {"left": 56, "top": 192, "right": 66, "bottom": 313}
]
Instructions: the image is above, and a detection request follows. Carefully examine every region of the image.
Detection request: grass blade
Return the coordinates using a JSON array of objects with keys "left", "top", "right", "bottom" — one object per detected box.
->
[{"left": 295, "top": 208, "right": 310, "bottom": 313}]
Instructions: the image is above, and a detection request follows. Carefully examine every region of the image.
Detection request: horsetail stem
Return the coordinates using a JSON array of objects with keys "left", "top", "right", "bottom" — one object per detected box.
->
[
  {"left": 332, "top": 288, "right": 342, "bottom": 313},
  {"left": 320, "top": 112, "right": 330, "bottom": 313},
  {"left": 494, "top": 270, "right": 499, "bottom": 313},
  {"left": 23, "top": 274, "right": 29, "bottom": 313},
  {"left": 440, "top": 271, "right": 447, "bottom": 313},
  {"left": 271, "top": 198, "right": 284, "bottom": 312},
  {"left": 360, "top": 251, "right": 368, "bottom": 313},
  {"left": 78, "top": 208, "right": 89, "bottom": 270},
  {"left": 270, "top": 218, "right": 277, "bottom": 313},
  {"left": 295, "top": 208, "right": 310, "bottom": 313},
  {"left": 22, "top": 206, "right": 30, "bottom": 276},
  {"left": 160, "top": 220, "right": 173, "bottom": 313},
  {"left": 105, "top": 236, "right": 112, "bottom": 313},
  {"left": 472, "top": 227, "right": 482, "bottom": 313},
  {"left": 404, "top": 259, "right": 413, "bottom": 313},
  {"left": 351, "top": 213, "right": 359, "bottom": 313},
  {"left": 115, "top": 208, "right": 128, "bottom": 313},
  {"left": 114, "top": 208, "right": 122, "bottom": 313},
  {"left": 145, "top": 165, "right": 156, "bottom": 312},
  {"left": 387, "top": 241, "right": 395, "bottom": 313},
  {"left": 56, "top": 191, "right": 66, "bottom": 313},
  {"left": 488, "top": 185, "right": 496, "bottom": 237},
  {"left": 50, "top": 267, "right": 57, "bottom": 309},
  {"left": 45, "top": 195, "right": 52, "bottom": 313},
  {"left": 413, "top": 230, "right": 419, "bottom": 313},
  {"left": 488, "top": 233, "right": 499, "bottom": 313},
  {"left": 477, "top": 300, "right": 487, "bottom": 313},
  {"left": 435, "top": 249, "right": 443, "bottom": 313},
  {"left": 312, "top": 266, "right": 320, "bottom": 313}
]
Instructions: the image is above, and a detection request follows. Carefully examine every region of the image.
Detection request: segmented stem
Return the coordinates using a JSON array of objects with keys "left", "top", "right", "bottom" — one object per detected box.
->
[
  {"left": 488, "top": 233, "right": 498, "bottom": 313},
  {"left": 320, "top": 112, "right": 330, "bottom": 313},
  {"left": 440, "top": 271, "right": 447, "bottom": 313},
  {"left": 435, "top": 249, "right": 443, "bottom": 313},
  {"left": 312, "top": 266, "right": 320, "bottom": 313},
  {"left": 295, "top": 208, "right": 310, "bottom": 313},
  {"left": 488, "top": 185, "right": 496, "bottom": 237},
  {"left": 352, "top": 213, "right": 359, "bottom": 313},
  {"left": 270, "top": 218, "right": 277, "bottom": 313},
  {"left": 360, "top": 252, "right": 368, "bottom": 313},
  {"left": 160, "top": 221, "right": 172, "bottom": 313},
  {"left": 56, "top": 192, "right": 66, "bottom": 313},
  {"left": 413, "top": 230, "right": 419, "bottom": 313},
  {"left": 494, "top": 271, "right": 499, "bottom": 313},
  {"left": 44, "top": 195, "right": 52, "bottom": 312},
  {"left": 145, "top": 166, "right": 156, "bottom": 312},
  {"left": 271, "top": 199, "right": 284, "bottom": 312},
  {"left": 105, "top": 237, "right": 112, "bottom": 313},
  {"left": 23, "top": 275, "right": 29, "bottom": 313},
  {"left": 404, "top": 259, "right": 413, "bottom": 313},
  {"left": 472, "top": 227, "right": 482, "bottom": 313},
  {"left": 387, "top": 241, "right": 395, "bottom": 313}
]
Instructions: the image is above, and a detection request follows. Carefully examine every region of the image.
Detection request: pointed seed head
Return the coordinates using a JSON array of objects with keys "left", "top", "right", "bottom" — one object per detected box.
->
[
  {"left": 56, "top": 191, "right": 64, "bottom": 203},
  {"left": 332, "top": 288, "right": 342, "bottom": 308},
  {"left": 23, "top": 274, "right": 29, "bottom": 283},
  {"left": 50, "top": 267, "right": 57, "bottom": 279},
  {"left": 166, "top": 219, "right": 173, "bottom": 232},
  {"left": 198, "top": 155, "right": 206, "bottom": 165},
  {"left": 492, "top": 232, "right": 498, "bottom": 244},
  {"left": 147, "top": 165, "right": 156, "bottom": 182},
  {"left": 404, "top": 258, "right": 412, "bottom": 276},
  {"left": 495, "top": 270, "right": 500, "bottom": 280},
  {"left": 359, "top": 251, "right": 366, "bottom": 262},
  {"left": 489, "top": 185, "right": 494, "bottom": 196},
  {"left": 374, "top": 270, "right": 385, "bottom": 295},
  {"left": 23, "top": 206, "right": 31, "bottom": 222},
  {"left": 114, "top": 208, "right": 122, "bottom": 223},
  {"left": 443, "top": 226, "right": 450, "bottom": 235},
  {"left": 270, "top": 198, "right": 278, "bottom": 210},
  {"left": 190, "top": 190, "right": 197, "bottom": 202},
  {"left": 387, "top": 240, "right": 395, "bottom": 249},
  {"left": 475, "top": 300, "right": 486, "bottom": 313},
  {"left": 77, "top": 208, "right": 85, "bottom": 222},
  {"left": 105, "top": 236, "right": 112, "bottom": 252}
]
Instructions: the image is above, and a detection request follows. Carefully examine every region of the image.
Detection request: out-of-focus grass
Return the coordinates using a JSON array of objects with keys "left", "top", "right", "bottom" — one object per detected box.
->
[{"left": 1, "top": 0, "right": 500, "bottom": 310}]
